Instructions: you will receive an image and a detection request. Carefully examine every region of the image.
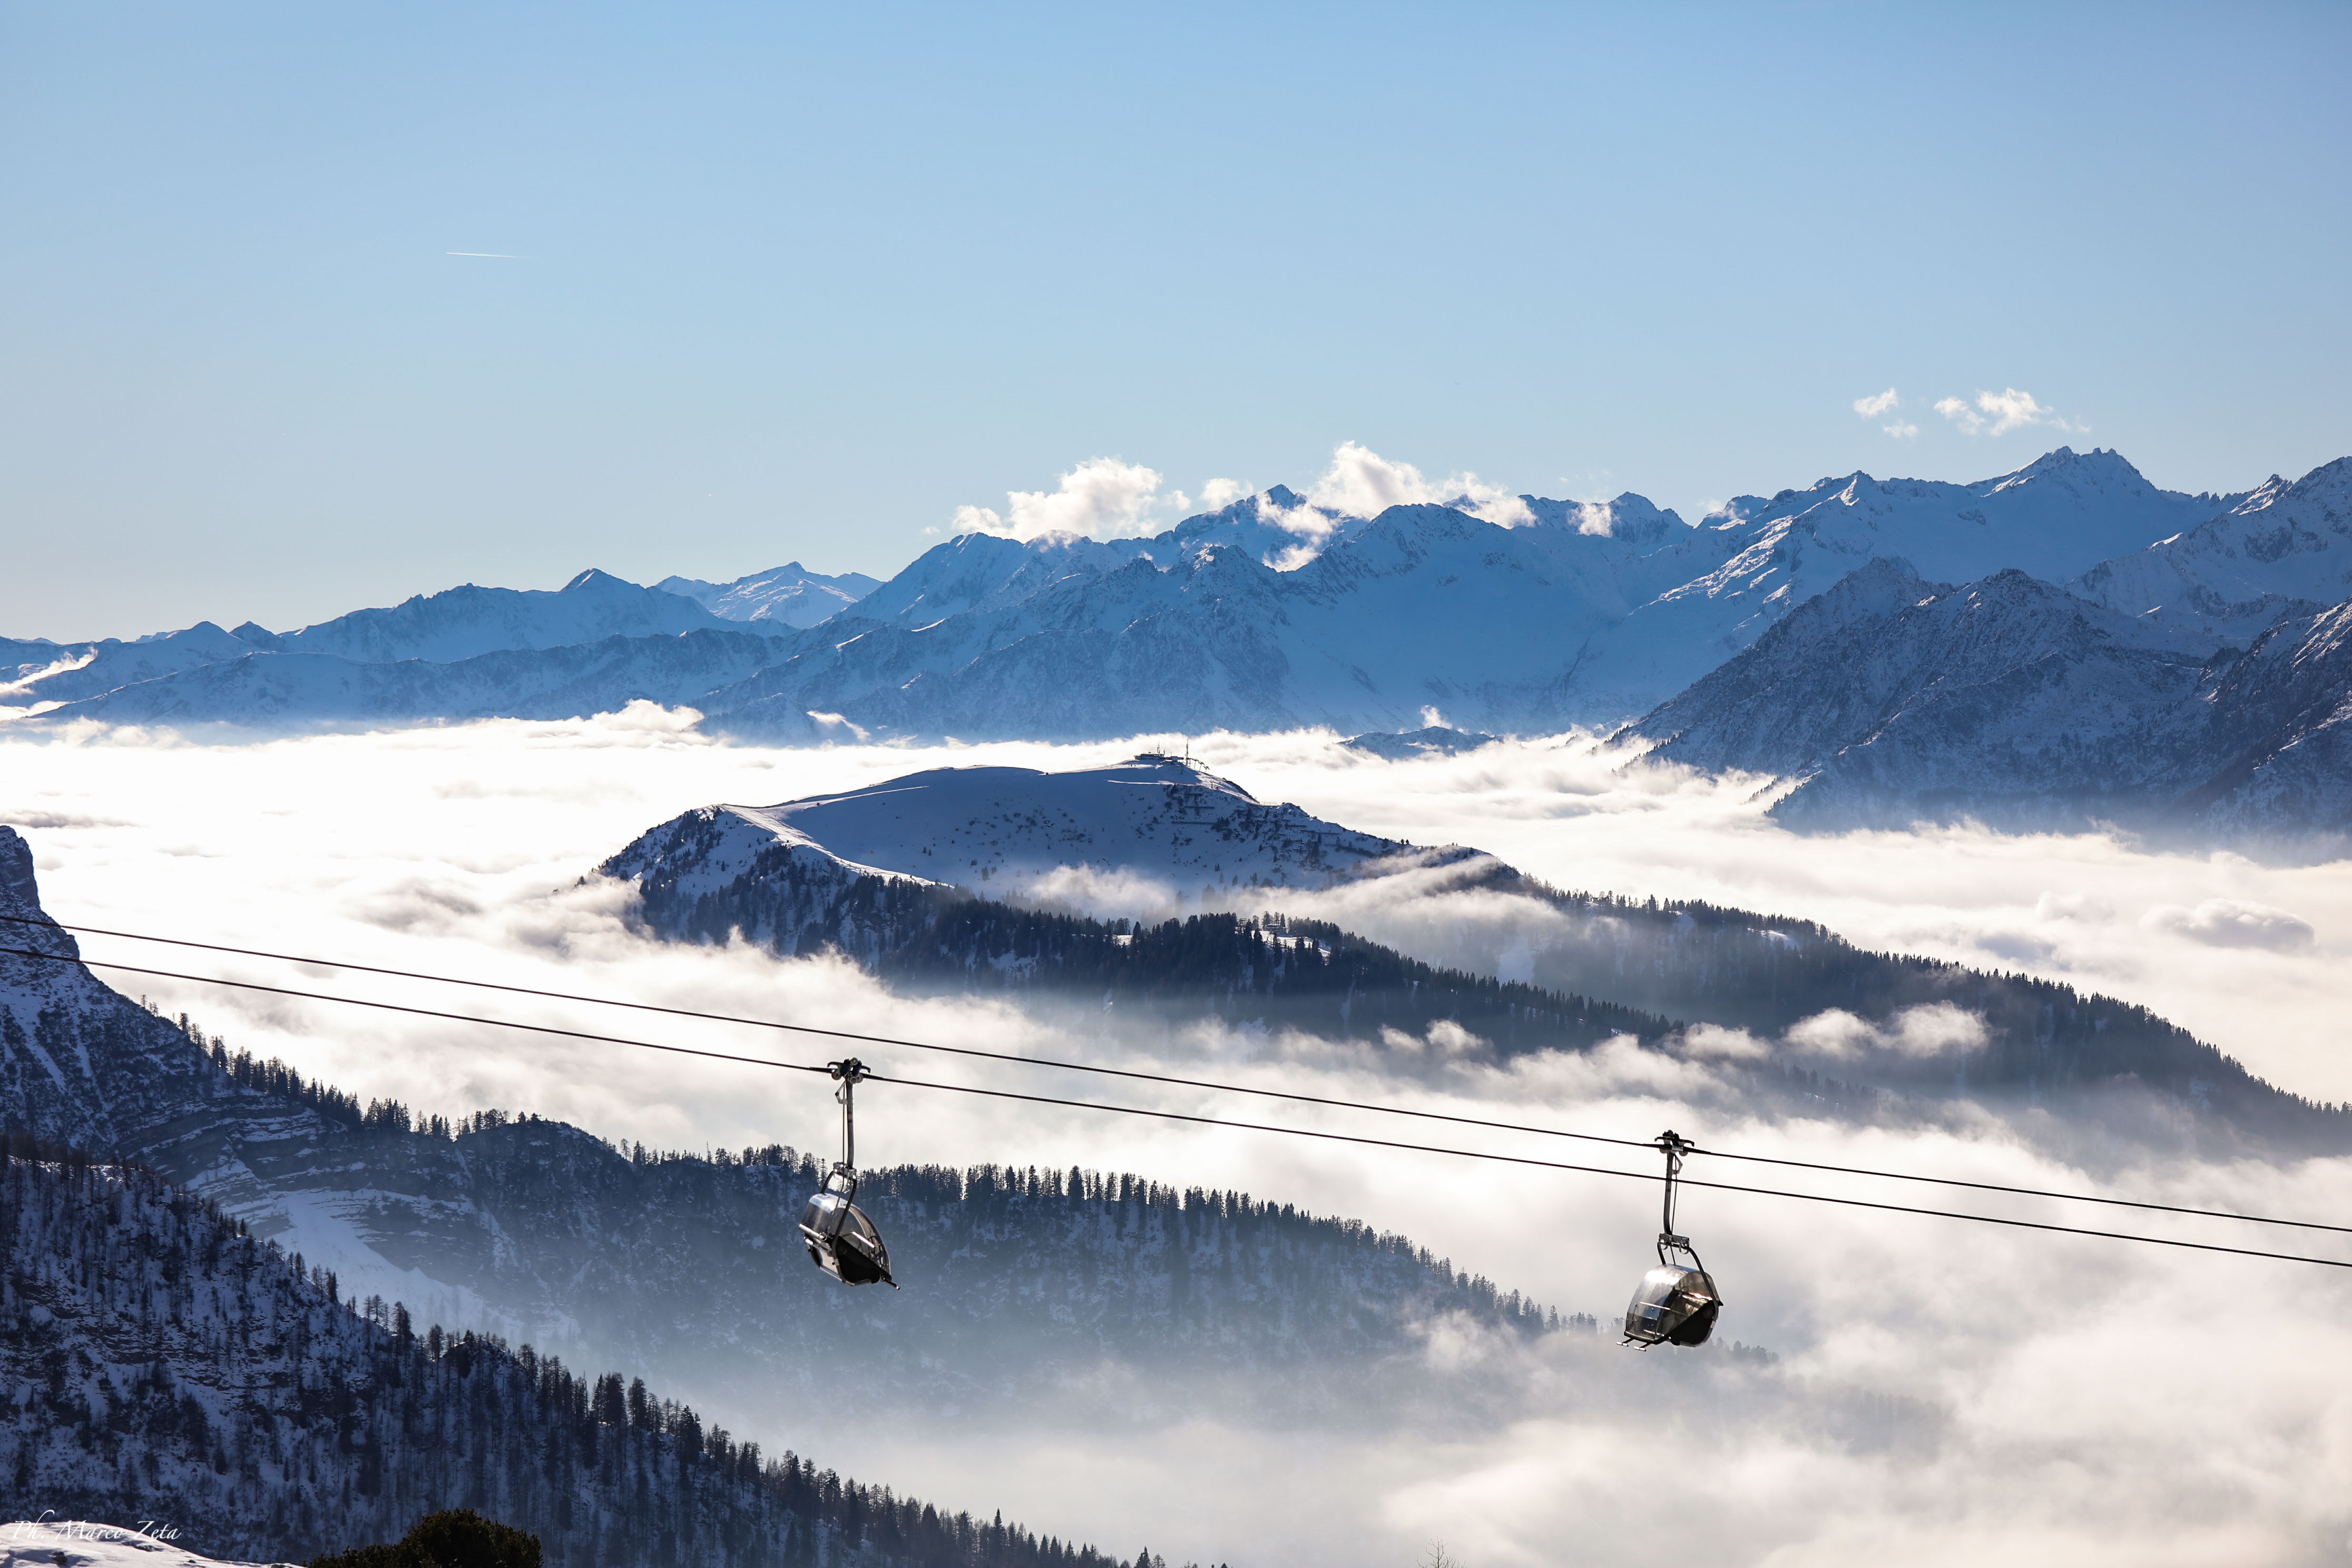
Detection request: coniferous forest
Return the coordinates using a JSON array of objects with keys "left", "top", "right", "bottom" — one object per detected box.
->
[{"left": 0, "top": 1144, "right": 1210, "bottom": 1568}]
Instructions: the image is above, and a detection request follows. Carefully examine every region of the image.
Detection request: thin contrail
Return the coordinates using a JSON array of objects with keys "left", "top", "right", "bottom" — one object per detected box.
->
[{"left": 446, "top": 251, "right": 523, "bottom": 259}]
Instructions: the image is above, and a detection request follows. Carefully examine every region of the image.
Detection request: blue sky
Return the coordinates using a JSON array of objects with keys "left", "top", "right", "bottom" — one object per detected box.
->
[{"left": 3, "top": 1, "right": 2347, "bottom": 639}]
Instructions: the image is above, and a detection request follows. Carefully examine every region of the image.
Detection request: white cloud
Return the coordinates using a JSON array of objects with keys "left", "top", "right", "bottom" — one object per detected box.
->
[
  {"left": 950, "top": 446, "right": 1540, "bottom": 556},
  {"left": 1571, "top": 502, "right": 1618, "bottom": 536},
  {"left": 952, "top": 456, "right": 1175, "bottom": 542},
  {"left": 1935, "top": 388, "right": 2078, "bottom": 438},
  {"left": 1851, "top": 389, "right": 1917, "bottom": 438},
  {"left": 1784, "top": 1002, "right": 1990, "bottom": 1061},
  {"left": 1307, "top": 441, "right": 1535, "bottom": 527},
  {"left": 2142, "top": 898, "right": 2317, "bottom": 952},
  {"left": 1680, "top": 1022, "right": 1771, "bottom": 1061}
]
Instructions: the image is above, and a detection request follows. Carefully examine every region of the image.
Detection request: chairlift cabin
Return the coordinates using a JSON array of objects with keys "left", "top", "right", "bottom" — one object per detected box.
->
[
  {"left": 1623, "top": 1131, "right": 1721, "bottom": 1348},
  {"left": 799, "top": 1059, "right": 897, "bottom": 1288}
]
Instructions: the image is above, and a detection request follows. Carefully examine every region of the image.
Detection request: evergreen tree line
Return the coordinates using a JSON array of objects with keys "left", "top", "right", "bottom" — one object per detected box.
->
[{"left": 0, "top": 1150, "right": 1218, "bottom": 1568}]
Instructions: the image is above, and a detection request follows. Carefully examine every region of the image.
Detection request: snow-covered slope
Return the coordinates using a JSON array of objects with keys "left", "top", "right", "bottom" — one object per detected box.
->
[
  {"left": 2069, "top": 456, "right": 2352, "bottom": 646},
  {"left": 242, "top": 568, "right": 756, "bottom": 662},
  {"left": 0, "top": 621, "right": 264, "bottom": 708},
  {"left": 846, "top": 488, "right": 1369, "bottom": 634},
  {"left": 1576, "top": 447, "right": 2246, "bottom": 712},
  {"left": 1627, "top": 560, "right": 2352, "bottom": 835},
  {"left": 654, "top": 561, "right": 881, "bottom": 627},
  {"left": 606, "top": 756, "right": 1473, "bottom": 921},
  {"left": 2185, "top": 599, "right": 2352, "bottom": 833}
]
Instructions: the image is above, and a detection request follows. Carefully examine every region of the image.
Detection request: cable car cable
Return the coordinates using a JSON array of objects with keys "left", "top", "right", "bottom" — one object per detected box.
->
[
  {"left": 3, "top": 939, "right": 2345, "bottom": 1269},
  {"left": 848, "top": 1068, "right": 2352, "bottom": 1270},
  {"left": 7, "top": 920, "right": 2347, "bottom": 1236},
  {"left": 5, "top": 926, "right": 2347, "bottom": 1242},
  {"left": 0, "top": 942, "right": 837, "bottom": 1081},
  {"left": 9, "top": 914, "right": 2343, "bottom": 1236}
]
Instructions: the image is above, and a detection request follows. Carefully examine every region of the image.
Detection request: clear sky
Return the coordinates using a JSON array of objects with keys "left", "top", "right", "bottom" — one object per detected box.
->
[{"left": 3, "top": 1, "right": 2347, "bottom": 640}]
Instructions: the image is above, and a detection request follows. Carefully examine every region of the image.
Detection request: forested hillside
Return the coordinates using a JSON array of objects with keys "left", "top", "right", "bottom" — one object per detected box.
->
[
  {"left": 612, "top": 828, "right": 2350, "bottom": 1151},
  {"left": 0, "top": 1147, "right": 1164, "bottom": 1568}
]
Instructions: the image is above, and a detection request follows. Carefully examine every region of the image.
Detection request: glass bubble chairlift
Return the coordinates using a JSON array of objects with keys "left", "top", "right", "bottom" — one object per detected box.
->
[
  {"left": 798, "top": 1058, "right": 898, "bottom": 1288},
  {"left": 1622, "top": 1131, "right": 1721, "bottom": 1348}
]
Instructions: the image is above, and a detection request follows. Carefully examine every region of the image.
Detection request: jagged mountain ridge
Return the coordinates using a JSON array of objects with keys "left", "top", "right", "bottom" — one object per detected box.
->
[
  {"left": 2069, "top": 456, "right": 2352, "bottom": 646},
  {"left": 0, "top": 1150, "right": 1141, "bottom": 1568},
  {"left": 9, "top": 448, "right": 2284, "bottom": 740},
  {"left": 1624, "top": 558, "right": 2352, "bottom": 835}
]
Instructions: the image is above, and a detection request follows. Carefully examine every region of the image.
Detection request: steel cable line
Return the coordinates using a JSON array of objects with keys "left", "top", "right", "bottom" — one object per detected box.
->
[
  {"left": 7, "top": 939, "right": 2340, "bottom": 1269},
  {"left": 857, "top": 1069, "right": 2352, "bottom": 1270},
  {"left": 6, "top": 918, "right": 2349, "bottom": 1240}
]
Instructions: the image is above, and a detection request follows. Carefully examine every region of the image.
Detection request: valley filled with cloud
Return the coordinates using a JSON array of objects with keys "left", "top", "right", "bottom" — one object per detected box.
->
[{"left": 6, "top": 713, "right": 2347, "bottom": 1565}]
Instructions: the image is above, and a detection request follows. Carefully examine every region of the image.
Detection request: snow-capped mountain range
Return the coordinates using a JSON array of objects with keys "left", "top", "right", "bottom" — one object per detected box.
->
[{"left": 8, "top": 448, "right": 2351, "bottom": 833}]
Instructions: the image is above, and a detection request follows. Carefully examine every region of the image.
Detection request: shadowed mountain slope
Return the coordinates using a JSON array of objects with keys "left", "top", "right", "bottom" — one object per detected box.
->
[{"left": 1623, "top": 558, "right": 2352, "bottom": 837}]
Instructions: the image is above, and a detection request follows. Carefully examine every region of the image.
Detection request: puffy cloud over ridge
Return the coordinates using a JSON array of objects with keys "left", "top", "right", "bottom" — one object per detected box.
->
[{"left": 949, "top": 442, "right": 1536, "bottom": 544}]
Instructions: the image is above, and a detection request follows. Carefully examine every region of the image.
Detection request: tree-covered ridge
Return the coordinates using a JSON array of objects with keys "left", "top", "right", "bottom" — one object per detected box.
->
[
  {"left": 1446, "top": 869, "right": 2352, "bottom": 1146},
  {"left": 614, "top": 815, "right": 2347, "bottom": 1148},
  {"left": 615, "top": 819, "right": 1672, "bottom": 1051},
  {"left": 879, "top": 906, "right": 1676, "bottom": 1054},
  {"left": 0, "top": 1145, "right": 1190, "bottom": 1568}
]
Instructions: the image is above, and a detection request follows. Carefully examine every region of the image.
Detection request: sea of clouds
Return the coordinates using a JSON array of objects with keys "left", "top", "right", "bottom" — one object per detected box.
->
[{"left": 3, "top": 711, "right": 2349, "bottom": 1565}]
